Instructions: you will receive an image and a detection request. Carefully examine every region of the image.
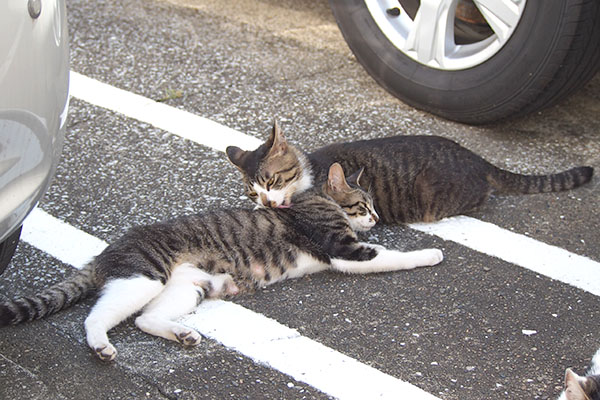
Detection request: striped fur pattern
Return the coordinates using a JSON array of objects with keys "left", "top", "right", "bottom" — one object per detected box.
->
[
  {"left": 227, "top": 121, "right": 594, "bottom": 223},
  {"left": 559, "top": 347, "right": 600, "bottom": 400},
  {"left": 0, "top": 164, "right": 443, "bottom": 361}
]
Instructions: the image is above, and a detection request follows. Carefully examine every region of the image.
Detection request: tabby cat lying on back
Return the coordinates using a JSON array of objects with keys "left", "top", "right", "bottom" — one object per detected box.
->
[
  {"left": 227, "top": 121, "right": 594, "bottom": 223},
  {"left": 558, "top": 347, "right": 600, "bottom": 400},
  {"left": 0, "top": 164, "right": 442, "bottom": 361}
]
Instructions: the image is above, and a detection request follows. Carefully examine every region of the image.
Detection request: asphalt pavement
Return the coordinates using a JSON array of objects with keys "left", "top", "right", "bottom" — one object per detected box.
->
[{"left": 0, "top": 0, "right": 599, "bottom": 399}]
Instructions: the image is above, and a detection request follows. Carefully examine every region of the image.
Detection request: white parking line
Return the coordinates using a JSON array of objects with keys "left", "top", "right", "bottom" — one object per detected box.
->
[
  {"left": 68, "top": 71, "right": 600, "bottom": 298},
  {"left": 69, "top": 72, "right": 261, "bottom": 152},
  {"left": 21, "top": 207, "right": 440, "bottom": 400},
  {"left": 21, "top": 208, "right": 107, "bottom": 270},
  {"left": 410, "top": 217, "right": 600, "bottom": 297}
]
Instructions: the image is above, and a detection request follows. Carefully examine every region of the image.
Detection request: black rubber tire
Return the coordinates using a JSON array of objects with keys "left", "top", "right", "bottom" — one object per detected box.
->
[
  {"left": 0, "top": 226, "right": 22, "bottom": 276},
  {"left": 329, "top": 0, "right": 600, "bottom": 124},
  {"left": 512, "top": 0, "right": 600, "bottom": 119}
]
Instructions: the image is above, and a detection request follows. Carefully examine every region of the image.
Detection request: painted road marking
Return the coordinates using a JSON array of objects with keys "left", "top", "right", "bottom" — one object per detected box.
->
[
  {"left": 410, "top": 217, "right": 600, "bottom": 297},
  {"left": 68, "top": 71, "right": 600, "bottom": 298},
  {"left": 69, "top": 72, "right": 261, "bottom": 152},
  {"left": 21, "top": 208, "right": 107, "bottom": 270},
  {"left": 21, "top": 207, "right": 439, "bottom": 400}
]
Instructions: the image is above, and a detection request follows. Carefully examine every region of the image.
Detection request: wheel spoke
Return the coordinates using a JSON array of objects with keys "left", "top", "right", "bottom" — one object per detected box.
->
[
  {"left": 473, "top": 0, "right": 522, "bottom": 42},
  {"left": 404, "top": 0, "right": 455, "bottom": 68},
  {"left": 365, "top": 0, "right": 526, "bottom": 70}
]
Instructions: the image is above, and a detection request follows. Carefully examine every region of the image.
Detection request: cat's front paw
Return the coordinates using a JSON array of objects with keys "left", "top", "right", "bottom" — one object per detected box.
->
[{"left": 420, "top": 249, "right": 443, "bottom": 266}]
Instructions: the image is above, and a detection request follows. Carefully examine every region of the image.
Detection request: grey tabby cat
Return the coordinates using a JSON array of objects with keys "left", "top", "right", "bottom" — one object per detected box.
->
[
  {"left": 0, "top": 163, "right": 442, "bottom": 362},
  {"left": 558, "top": 347, "right": 600, "bottom": 400},
  {"left": 226, "top": 121, "right": 594, "bottom": 223}
]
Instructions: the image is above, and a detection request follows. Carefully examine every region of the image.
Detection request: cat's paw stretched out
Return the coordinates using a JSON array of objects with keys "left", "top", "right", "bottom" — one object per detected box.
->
[
  {"left": 375, "top": 248, "right": 444, "bottom": 270},
  {"left": 406, "top": 248, "right": 444, "bottom": 268},
  {"left": 331, "top": 247, "right": 443, "bottom": 274}
]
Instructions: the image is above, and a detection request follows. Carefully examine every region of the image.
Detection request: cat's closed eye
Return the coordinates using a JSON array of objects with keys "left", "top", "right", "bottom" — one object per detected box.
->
[
  {"left": 246, "top": 186, "right": 258, "bottom": 199},
  {"left": 261, "top": 174, "right": 284, "bottom": 190},
  {"left": 343, "top": 203, "right": 369, "bottom": 217}
]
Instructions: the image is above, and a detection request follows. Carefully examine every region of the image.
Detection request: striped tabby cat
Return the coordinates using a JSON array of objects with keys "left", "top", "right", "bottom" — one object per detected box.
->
[
  {"left": 227, "top": 121, "right": 594, "bottom": 223},
  {"left": 559, "top": 347, "right": 600, "bottom": 400},
  {"left": 0, "top": 163, "right": 442, "bottom": 362}
]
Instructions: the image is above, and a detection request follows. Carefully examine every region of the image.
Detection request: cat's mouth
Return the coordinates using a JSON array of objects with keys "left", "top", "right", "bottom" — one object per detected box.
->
[{"left": 276, "top": 197, "right": 293, "bottom": 208}]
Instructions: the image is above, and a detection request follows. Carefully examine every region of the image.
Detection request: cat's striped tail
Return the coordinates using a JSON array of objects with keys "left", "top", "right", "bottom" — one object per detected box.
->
[
  {"left": 0, "top": 263, "right": 96, "bottom": 327},
  {"left": 488, "top": 166, "right": 593, "bottom": 194}
]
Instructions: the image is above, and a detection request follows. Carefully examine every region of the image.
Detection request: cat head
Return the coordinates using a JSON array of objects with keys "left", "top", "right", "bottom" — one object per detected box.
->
[
  {"left": 562, "top": 368, "right": 600, "bottom": 400},
  {"left": 226, "top": 120, "right": 313, "bottom": 208},
  {"left": 324, "top": 162, "right": 379, "bottom": 232}
]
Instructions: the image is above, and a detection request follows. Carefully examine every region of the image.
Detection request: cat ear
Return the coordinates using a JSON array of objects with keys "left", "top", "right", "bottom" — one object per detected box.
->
[
  {"left": 267, "top": 120, "right": 288, "bottom": 157},
  {"left": 327, "top": 163, "right": 351, "bottom": 193},
  {"left": 226, "top": 146, "right": 246, "bottom": 169},
  {"left": 564, "top": 368, "right": 587, "bottom": 400},
  {"left": 347, "top": 167, "right": 365, "bottom": 187}
]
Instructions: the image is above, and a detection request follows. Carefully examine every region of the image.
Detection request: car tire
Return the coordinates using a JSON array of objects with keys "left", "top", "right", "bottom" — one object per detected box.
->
[
  {"left": 0, "top": 226, "right": 21, "bottom": 276},
  {"left": 512, "top": 0, "right": 600, "bottom": 119},
  {"left": 329, "top": 0, "right": 600, "bottom": 124}
]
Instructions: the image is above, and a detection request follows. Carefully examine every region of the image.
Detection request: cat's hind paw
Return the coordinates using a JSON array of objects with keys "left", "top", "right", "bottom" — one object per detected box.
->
[
  {"left": 94, "top": 344, "right": 117, "bottom": 362},
  {"left": 174, "top": 328, "right": 202, "bottom": 347}
]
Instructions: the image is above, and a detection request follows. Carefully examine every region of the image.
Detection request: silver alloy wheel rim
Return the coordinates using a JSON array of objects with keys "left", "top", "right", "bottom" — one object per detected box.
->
[{"left": 364, "top": 0, "right": 527, "bottom": 70}]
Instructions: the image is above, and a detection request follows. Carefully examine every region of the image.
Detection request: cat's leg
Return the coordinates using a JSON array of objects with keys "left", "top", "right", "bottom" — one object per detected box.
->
[
  {"left": 135, "top": 264, "right": 209, "bottom": 346},
  {"left": 331, "top": 247, "right": 443, "bottom": 274},
  {"left": 134, "top": 264, "right": 239, "bottom": 346},
  {"left": 84, "top": 276, "right": 164, "bottom": 361},
  {"left": 134, "top": 285, "right": 204, "bottom": 346}
]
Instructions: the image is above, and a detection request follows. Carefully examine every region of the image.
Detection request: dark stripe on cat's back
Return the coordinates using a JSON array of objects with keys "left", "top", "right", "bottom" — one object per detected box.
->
[
  {"left": 190, "top": 216, "right": 218, "bottom": 252},
  {"left": 221, "top": 210, "right": 253, "bottom": 269},
  {"left": 244, "top": 212, "right": 262, "bottom": 254},
  {"left": 209, "top": 213, "right": 237, "bottom": 264},
  {"left": 150, "top": 236, "right": 179, "bottom": 266},
  {"left": 180, "top": 215, "right": 206, "bottom": 251},
  {"left": 137, "top": 246, "right": 165, "bottom": 274},
  {"left": 386, "top": 156, "right": 404, "bottom": 222}
]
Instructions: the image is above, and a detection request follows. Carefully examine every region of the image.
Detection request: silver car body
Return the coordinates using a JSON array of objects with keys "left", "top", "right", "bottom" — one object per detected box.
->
[{"left": 0, "top": 0, "right": 69, "bottom": 243}]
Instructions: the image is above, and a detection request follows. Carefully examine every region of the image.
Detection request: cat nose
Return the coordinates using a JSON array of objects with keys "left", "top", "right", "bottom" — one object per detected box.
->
[
  {"left": 259, "top": 193, "right": 278, "bottom": 208},
  {"left": 371, "top": 213, "right": 379, "bottom": 223}
]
